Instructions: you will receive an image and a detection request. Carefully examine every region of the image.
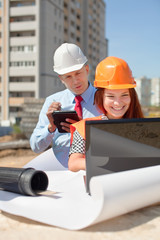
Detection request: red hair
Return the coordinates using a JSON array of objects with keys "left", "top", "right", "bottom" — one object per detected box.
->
[{"left": 94, "top": 88, "right": 144, "bottom": 118}]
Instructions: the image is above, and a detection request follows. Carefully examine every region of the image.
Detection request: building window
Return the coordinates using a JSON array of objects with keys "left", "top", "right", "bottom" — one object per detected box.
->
[
  {"left": 71, "top": 20, "right": 75, "bottom": 26},
  {"left": 76, "top": 37, "right": 80, "bottom": 42},
  {"left": 10, "top": 92, "right": 35, "bottom": 98},
  {"left": 64, "top": 28, "right": 68, "bottom": 34},
  {"left": 10, "top": 77, "right": 34, "bottom": 82},
  {"left": 10, "top": 16, "right": 35, "bottom": 22},
  {"left": 10, "top": 31, "right": 35, "bottom": 37},
  {"left": 10, "top": 61, "right": 35, "bottom": 67},
  {"left": 59, "top": 10, "right": 61, "bottom": 18},
  {"left": 71, "top": 8, "right": 75, "bottom": 15},
  {"left": 71, "top": 32, "right": 75, "bottom": 38},
  {"left": 64, "top": 2, "right": 68, "bottom": 8},
  {"left": 10, "top": 1, "right": 35, "bottom": 7},
  {"left": 54, "top": 22, "right": 57, "bottom": 30},
  {"left": 10, "top": 45, "right": 36, "bottom": 52},
  {"left": 54, "top": 8, "right": 57, "bottom": 15}
]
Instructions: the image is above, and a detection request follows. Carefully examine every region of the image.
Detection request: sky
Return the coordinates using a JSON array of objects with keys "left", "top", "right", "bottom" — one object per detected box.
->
[{"left": 104, "top": 0, "right": 160, "bottom": 78}]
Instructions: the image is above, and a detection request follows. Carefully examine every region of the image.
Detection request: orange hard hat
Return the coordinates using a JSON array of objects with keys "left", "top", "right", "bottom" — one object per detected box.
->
[{"left": 94, "top": 56, "right": 136, "bottom": 89}]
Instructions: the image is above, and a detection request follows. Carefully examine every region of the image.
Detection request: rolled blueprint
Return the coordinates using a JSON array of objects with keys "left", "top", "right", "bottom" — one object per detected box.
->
[
  {"left": 0, "top": 166, "right": 160, "bottom": 230},
  {"left": 0, "top": 167, "right": 48, "bottom": 196}
]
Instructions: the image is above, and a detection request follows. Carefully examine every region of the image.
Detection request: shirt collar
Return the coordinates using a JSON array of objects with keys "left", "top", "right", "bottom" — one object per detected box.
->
[{"left": 73, "top": 81, "right": 95, "bottom": 103}]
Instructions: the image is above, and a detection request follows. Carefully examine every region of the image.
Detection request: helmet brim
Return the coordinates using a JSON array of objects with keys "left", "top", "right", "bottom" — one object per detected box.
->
[
  {"left": 94, "top": 82, "right": 136, "bottom": 89},
  {"left": 54, "top": 61, "right": 87, "bottom": 75}
]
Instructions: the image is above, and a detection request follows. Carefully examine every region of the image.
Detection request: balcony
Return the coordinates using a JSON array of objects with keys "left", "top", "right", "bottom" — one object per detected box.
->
[
  {"left": 9, "top": 82, "right": 36, "bottom": 92},
  {"left": 9, "top": 97, "right": 25, "bottom": 106},
  {"left": 10, "top": 21, "right": 36, "bottom": 32},
  {"left": 10, "top": 6, "right": 36, "bottom": 17},
  {"left": 9, "top": 67, "right": 36, "bottom": 76},
  {"left": 10, "top": 52, "right": 36, "bottom": 61},
  {"left": 10, "top": 36, "right": 36, "bottom": 45}
]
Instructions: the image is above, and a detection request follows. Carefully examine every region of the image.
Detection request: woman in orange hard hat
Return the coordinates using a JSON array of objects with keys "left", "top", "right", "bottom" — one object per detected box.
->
[{"left": 68, "top": 56, "right": 144, "bottom": 172}]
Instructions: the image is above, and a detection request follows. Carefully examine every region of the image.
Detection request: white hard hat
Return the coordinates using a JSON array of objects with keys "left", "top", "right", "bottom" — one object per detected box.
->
[{"left": 53, "top": 43, "right": 88, "bottom": 75}]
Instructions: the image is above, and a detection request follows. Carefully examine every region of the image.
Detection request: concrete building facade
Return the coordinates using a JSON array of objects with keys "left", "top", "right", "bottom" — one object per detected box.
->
[
  {"left": 151, "top": 78, "right": 160, "bottom": 107},
  {"left": 136, "top": 77, "right": 160, "bottom": 107},
  {"left": 0, "top": 0, "right": 108, "bottom": 124},
  {"left": 135, "top": 77, "right": 152, "bottom": 107}
]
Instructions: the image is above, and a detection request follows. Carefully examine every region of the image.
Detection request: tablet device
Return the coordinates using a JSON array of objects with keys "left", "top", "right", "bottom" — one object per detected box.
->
[
  {"left": 52, "top": 110, "right": 79, "bottom": 133},
  {"left": 85, "top": 118, "right": 160, "bottom": 193}
]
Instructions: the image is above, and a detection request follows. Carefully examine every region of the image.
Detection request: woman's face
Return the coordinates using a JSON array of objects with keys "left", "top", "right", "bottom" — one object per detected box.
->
[{"left": 103, "top": 88, "right": 131, "bottom": 119}]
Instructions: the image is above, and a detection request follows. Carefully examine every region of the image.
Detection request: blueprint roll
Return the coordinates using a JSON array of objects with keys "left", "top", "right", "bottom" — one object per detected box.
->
[{"left": 0, "top": 167, "right": 48, "bottom": 196}]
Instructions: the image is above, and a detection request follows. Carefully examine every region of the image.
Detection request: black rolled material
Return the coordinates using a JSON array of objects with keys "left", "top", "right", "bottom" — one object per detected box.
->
[{"left": 0, "top": 167, "right": 48, "bottom": 196}]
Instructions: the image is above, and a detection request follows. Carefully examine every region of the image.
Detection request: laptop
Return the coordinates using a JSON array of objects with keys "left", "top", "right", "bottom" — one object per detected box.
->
[{"left": 85, "top": 118, "right": 160, "bottom": 193}]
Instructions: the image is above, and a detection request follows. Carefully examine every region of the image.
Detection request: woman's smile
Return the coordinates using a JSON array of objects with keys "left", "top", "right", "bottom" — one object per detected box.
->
[{"left": 103, "top": 88, "right": 131, "bottom": 119}]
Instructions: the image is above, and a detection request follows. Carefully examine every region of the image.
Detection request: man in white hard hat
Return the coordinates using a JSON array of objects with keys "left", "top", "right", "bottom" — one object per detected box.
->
[{"left": 28, "top": 43, "right": 101, "bottom": 169}]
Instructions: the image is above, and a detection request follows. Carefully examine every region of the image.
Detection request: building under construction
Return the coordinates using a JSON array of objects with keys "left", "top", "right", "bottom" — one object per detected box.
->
[{"left": 0, "top": 0, "right": 108, "bottom": 125}]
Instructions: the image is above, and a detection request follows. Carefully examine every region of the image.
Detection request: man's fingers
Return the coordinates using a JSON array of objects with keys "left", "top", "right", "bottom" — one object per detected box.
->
[
  {"left": 65, "top": 118, "right": 80, "bottom": 124},
  {"left": 48, "top": 102, "right": 61, "bottom": 113},
  {"left": 60, "top": 122, "right": 70, "bottom": 133}
]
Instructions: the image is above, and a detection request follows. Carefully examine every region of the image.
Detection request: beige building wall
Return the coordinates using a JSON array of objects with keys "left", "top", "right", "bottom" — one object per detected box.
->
[
  {"left": 1, "top": 0, "right": 10, "bottom": 124},
  {"left": 0, "top": 0, "right": 107, "bottom": 124},
  {"left": 151, "top": 78, "right": 160, "bottom": 106},
  {"left": 136, "top": 77, "right": 151, "bottom": 106},
  {"left": 135, "top": 77, "right": 160, "bottom": 107}
]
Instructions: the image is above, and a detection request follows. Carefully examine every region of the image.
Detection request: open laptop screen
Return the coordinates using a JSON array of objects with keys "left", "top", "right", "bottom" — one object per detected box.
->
[{"left": 85, "top": 118, "right": 160, "bottom": 193}]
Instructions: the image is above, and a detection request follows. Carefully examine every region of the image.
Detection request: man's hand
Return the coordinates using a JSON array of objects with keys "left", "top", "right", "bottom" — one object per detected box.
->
[
  {"left": 46, "top": 102, "right": 61, "bottom": 133},
  {"left": 60, "top": 117, "right": 82, "bottom": 133}
]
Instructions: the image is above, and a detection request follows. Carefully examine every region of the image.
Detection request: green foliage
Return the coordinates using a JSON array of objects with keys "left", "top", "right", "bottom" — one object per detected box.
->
[{"left": 12, "top": 124, "right": 22, "bottom": 134}]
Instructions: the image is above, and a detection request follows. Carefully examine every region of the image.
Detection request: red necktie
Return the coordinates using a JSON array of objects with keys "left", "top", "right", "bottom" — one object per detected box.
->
[{"left": 74, "top": 95, "right": 83, "bottom": 118}]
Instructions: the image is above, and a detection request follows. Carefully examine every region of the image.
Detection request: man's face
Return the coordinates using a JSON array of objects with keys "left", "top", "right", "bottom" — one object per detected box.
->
[{"left": 59, "top": 65, "right": 89, "bottom": 95}]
